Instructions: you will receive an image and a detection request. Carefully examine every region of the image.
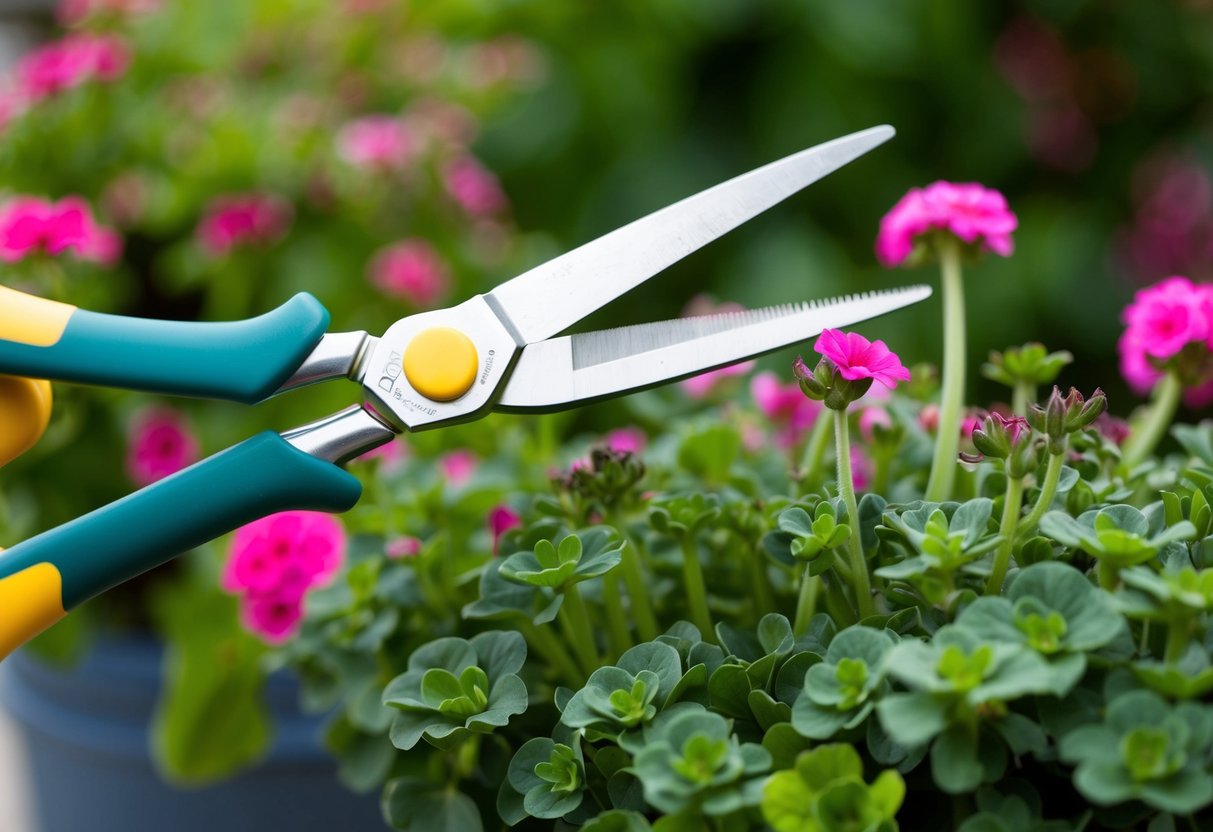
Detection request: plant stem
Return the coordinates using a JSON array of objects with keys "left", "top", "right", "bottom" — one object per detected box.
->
[
  {"left": 1012, "top": 380, "right": 1034, "bottom": 416},
  {"left": 793, "top": 566, "right": 820, "bottom": 636},
  {"left": 599, "top": 572, "right": 632, "bottom": 661},
  {"left": 1097, "top": 559, "right": 1120, "bottom": 591},
  {"left": 618, "top": 542, "right": 659, "bottom": 642},
  {"left": 742, "top": 537, "right": 776, "bottom": 622},
  {"left": 559, "top": 583, "right": 600, "bottom": 675},
  {"left": 985, "top": 475, "right": 1025, "bottom": 595},
  {"left": 679, "top": 535, "right": 716, "bottom": 643},
  {"left": 1121, "top": 370, "right": 1183, "bottom": 472},
  {"left": 1165, "top": 619, "right": 1190, "bottom": 664},
  {"left": 823, "top": 574, "right": 858, "bottom": 627},
  {"left": 1017, "top": 450, "right": 1065, "bottom": 540},
  {"left": 519, "top": 620, "right": 583, "bottom": 688},
  {"left": 925, "top": 239, "right": 967, "bottom": 502},
  {"left": 799, "top": 413, "right": 834, "bottom": 493},
  {"left": 835, "top": 409, "right": 875, "bottom": 618}
]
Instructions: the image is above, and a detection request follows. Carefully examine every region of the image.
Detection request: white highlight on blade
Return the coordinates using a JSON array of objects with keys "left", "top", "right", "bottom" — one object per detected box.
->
[{"left": 497, "top": 284, "right": 931, "bottom": 411}]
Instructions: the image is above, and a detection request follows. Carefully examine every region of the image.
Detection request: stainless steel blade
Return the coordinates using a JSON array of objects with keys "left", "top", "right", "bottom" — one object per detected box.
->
[
  {"left": 485, "top": 125, "right": 896, "bottom": 345},
  {"left": 496, "top": 284, "right": 931, "bottom": 411}
]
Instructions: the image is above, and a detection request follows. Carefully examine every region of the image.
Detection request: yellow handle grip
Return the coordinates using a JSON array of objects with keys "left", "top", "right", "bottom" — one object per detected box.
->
[
  {"left": 0, "top": 560, "right": 66, "bottom": 661},
  {"left": 0, "top": 375, "right": 53, "bottom": 466}
]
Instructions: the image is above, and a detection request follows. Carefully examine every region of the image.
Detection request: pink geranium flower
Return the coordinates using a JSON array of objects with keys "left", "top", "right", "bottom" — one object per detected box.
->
[
  {"left": 197, "top": 193, "right": 292, "bottom": 256},
  {"left": 0, "top": 195, "right": 121, "bottom": 264},
  {"left": 1118, "top": 276, "right": 1213, "bottom": 396},
  {"left": 814, "top": 329, "right": 911, "bottom": 390},
  {"left": 440, "top": 449, "right": 477, "bottom": 486},
  {"left": 604, "top": 426, "right": 647, "bottom": 454},
  {"left": 876, "top": 181, "right": 1018, "bottom": 267},
  {"left": 857, "top": 406, "right": 892, "bottom": 442},
  {"left": 368, "top": 240, "right": 450, "bottom": 307},
  {"left": 16, "top": 34, "right": 130, "bottom": 102},
  {"left": 125, "top": 407, "right": 199, "bottom": 487},
  {"left": 442, "top": 155, "right": 507, "bottom": 216},
  {"left": 336, "top": 115, "right": 414, "bottom": 170},
  {"left": 488, "top": 505, "right": 522, "bottom": 555},
  {"left": 223, "top": 511, "right": 347, "bottom": 644},
  {"left": 751, "top": 371, "right": 821, "bottom": 448}
]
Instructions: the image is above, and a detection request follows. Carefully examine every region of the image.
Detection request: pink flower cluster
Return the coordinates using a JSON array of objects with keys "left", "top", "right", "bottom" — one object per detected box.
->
[
  {"left": 336, "top": 115, "right": 414, "bottom": 171},
  {"left": 993, "top": 18, "right": 1103, "bottom": 173},
  {"left": 13, "top": 34, "right": 129, "bottom": 106},
  {"left": 368, "top": 239, "right": 450, "bottom": 308},
  {"left": 197, "top": 193, "right": 293, "bottom": 256},
  {"left": 488, "top": 505, "right": 522, "bottom": 555},
  {"left": 1119, "top": 275, "right": 1213, "bottom": 404},
  {"left": 751, "top": 372, "right": 820, "bottom": 448},
  {"left": 222, "top": 511, "right": 346, "bottom": 644},
  {"left": 876, "top": 182, "right": 1017, "bottom": 267},
  {"left": 813, "top": 329, "right": 912, "bottom": 390},
  {"left": 124, "top": 407, "right": 198, "bottom": 487},
  {"left": 0, "top": 195, "right": 121, "bottom": 264},
  {"left": 1118, "top": 151, "right": 1213, "bottom": 284},
  {"left": 442, "top": 156, "right": 507, "bottom": 217}
]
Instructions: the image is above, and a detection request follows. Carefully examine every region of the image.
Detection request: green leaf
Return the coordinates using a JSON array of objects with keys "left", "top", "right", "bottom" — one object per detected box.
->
[
  {"left": 382, "top": 777, "right": 483, "bottom": 832},
  {"left": 931, "top": 724, "right": 983, "bottom": 794},
  {"left": 618, "top": 641, "right": 684, "bottom": 703},
  {"left": 581, "top": 810, "right": 654, "bottom": 832},
  {"left": 761, "top": 769, "right": 815, "bottom": 832},
  {"left": 761, "top": 722, "right": 811, "bottom": 770},
  {"left": 795, "top": 743, "right": 864, "bottom": 791},
  {"left": 150, "top": 579, "right": 270, "bottom": 786},
  {"left": 877, "top": 691, "right": 949, "bottom": 748},
  {"left": 471, "top": 630, "right": 528, "bottom": 681},
  {"left": 708, "top": 663, "right": 753, "bottom": 720}
]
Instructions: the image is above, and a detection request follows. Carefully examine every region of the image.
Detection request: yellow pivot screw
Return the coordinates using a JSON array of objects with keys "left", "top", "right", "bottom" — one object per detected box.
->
[
  {"left": 0, "top": 376, "right": 53, "bottom": 467},
  {"left": 402, "top": 327, "right": 479, "bottom": 402}
]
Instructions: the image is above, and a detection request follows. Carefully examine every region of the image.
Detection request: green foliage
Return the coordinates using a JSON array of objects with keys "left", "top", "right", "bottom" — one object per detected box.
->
[
  {"left": 982, "top": 344, "right": 1073, "bottom": 390},
  {"left": 500, "top": 527, "right": 625, "bottom": 590},
  {"left": 381, "top": 631, "right": 528, "bottom": 751},
  {"left": 1059, "top": 691, "right": 1213, "bottom": 814},
  {"left": 762, "top": 744, "right": 904, "bottom": 832}
]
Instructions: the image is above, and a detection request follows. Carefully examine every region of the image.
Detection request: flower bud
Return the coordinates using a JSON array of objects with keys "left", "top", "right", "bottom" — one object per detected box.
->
[
  {"left": 965, "top": 413, "right": 1031, "bottom": 465},
  {"left": 793, "top": 356, "right": 827, "bottom": 400},
  {"left": 982, "top": 342, "right": 1073, "bottom": 389}
]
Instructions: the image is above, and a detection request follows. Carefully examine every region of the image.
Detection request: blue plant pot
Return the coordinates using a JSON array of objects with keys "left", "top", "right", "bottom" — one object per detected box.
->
[{"left": 0, "top": 636, "right": 384, "bottom": 832}]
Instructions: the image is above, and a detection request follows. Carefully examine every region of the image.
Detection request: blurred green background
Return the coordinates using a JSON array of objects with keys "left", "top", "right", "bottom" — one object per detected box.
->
[{"left": 1, "top": 0, "right": 1211, "bottom": 554}]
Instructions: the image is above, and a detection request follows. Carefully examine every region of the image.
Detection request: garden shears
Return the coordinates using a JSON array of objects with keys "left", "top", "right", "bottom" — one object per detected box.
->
[{"left": 0, "top": 125, "right": 929, "bottom": 660}]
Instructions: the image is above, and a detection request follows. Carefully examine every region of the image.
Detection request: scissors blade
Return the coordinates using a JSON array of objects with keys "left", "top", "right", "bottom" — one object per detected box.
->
[
  {"left": 485, "top": 125, "right": 896, "bottom": 345},
  {"left": 495, "top": 284, "right": 930, "bottom": 411}
]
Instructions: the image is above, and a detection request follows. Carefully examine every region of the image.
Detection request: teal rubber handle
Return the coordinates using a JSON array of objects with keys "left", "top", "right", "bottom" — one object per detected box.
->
[
  {"left": 0, "top": 432, "right": 362, "bottom": 609},
  {"left": 0, "top": 293, "right": 329, "bottom": 404}
]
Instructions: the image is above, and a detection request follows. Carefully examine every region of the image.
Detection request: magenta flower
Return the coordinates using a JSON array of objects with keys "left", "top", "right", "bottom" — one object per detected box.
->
[
  {"left": 813, "top": 329, "right": 911, "bottom": 390},
  {"left": 336, "top": 115, "right": 414, "bottom": 170},
  {"left": 1122, "top": 276, "right": 1213, "bottom": 359},
  {"left": 368, "top": 240, "right": 450, "bottom": 308},
  {"left": 876, "top": 181, "right": 1018, "bottom": 267},
  {"left": 442, "top": 156, "right": 507, "bottom": 216},
  {"left": 196, "top": 193, "right": 293, "bottom": 257},
  {"left": 223, "top": 511, "right": 347, "bottom": 644},
  {"left": 857, "top": 406, "right": 892, "bottom": 442},
  {"left": 439, "top": 449, "right": 477, "bottom": 486},
  {"left": 751, "top": 371, "right": 821, "bottom": 448},
  {"left": 16, "top": 34, "right": 130, "bottom": 102},
  {"left": 0, "top": 195, "right": 121, "bottom": 264},
  {"left": 850, "top": 446, "right": 873, "bottom": 492},
  {"left": 241, "top": 591, "right": 304, "bottom": 646},
  {"left": 125, "top": 407, "right": 199, "bottom": 487},
  {"left": 604, "top": 426, "right": 647, "bottom": 455},
  {"left": 488, "top": 505, "right": 522, "bottom": 555}
]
